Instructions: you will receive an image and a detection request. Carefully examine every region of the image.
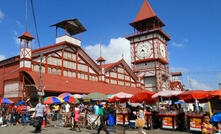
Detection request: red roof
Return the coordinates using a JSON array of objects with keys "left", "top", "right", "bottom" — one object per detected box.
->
[
  {"left": 25, "top": 71, "right": 142, "bottom": 95},
  {"left": 134, "top": 0, "right": 156, "bottom": 23},
  {"left": 18, "top": 32, "right": 35, "bottom": 40},
  {"left": 171, "top": 72, "right": 182, "bottom": 76},
  {"left": 96, "top": 57, "right": 106, "bottom": 62}
]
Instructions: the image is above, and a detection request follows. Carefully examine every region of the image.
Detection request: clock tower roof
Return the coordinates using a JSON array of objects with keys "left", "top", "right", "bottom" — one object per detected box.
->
[
  {"left": 130, "top": 0, "right": 165, "bottom": 32},
  {"left": 134, "top": 0, "right": 156, "bottom": 23}
]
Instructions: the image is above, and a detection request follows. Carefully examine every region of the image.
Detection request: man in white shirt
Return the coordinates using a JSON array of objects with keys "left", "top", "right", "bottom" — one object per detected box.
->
[
  {"left": 34, "top": 99, "right": 46, "bottom": 133},
  {"left": 65, "top": 102, "right": 70, "bottom": 113}
]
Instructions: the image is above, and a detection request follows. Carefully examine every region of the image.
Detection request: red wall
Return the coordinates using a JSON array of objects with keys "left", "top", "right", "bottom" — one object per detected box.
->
[{"left": 0, "top": 63, "right": 20, "bottom": 97}]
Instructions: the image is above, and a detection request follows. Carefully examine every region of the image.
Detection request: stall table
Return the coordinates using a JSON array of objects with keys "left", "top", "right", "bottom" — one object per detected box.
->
[
  {"left": 116, "top": 112, "right": 129, "bottom": 125},
  {"left": 186, "top": 115, "right": 203, "bottom": 132},
  {"left": 159, "top": 113, "right": 178, "bottom": 130}
]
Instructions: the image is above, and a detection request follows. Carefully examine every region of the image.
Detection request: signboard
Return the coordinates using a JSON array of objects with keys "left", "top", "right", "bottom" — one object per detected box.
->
[
  {"left": 189, "top": 118, "right": 202, "bottom": 131},
  {"left": 116, "top": 113, "right": 129, "bottom": 125},
  {"left": 162, "top": 116, "right": 177, "bottom": 129}
]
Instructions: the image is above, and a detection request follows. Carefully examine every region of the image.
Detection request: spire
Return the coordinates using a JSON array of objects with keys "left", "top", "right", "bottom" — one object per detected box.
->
[{"left": 134, "top": 0, "right": 156, "bottom": 23}]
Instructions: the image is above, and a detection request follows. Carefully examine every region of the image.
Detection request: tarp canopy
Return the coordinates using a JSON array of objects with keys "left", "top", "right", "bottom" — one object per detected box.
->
[
  {"left": 152, "top": 90, "right": 182, "bottom": 99},
  {"left": 130, "top": 90, "right": 155, "bottom": 104},
  {"left": 178, "top": 90, "right": 211, "bottom": 103}
]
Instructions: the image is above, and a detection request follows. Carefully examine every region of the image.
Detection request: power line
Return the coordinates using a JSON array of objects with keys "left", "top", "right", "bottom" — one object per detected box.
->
[{"left": 30, "top": 0, "right": 41, "bottom": 48}]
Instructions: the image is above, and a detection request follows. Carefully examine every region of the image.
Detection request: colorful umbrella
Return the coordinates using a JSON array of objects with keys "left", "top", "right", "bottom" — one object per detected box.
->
[
  {"left": 58, "top": 93, "right": 72, "bottom": 98},
  {"left": 84, "top": 92, "right": 107, "bottom": 100},
  {"left": 0, "top": 98, "right": 14, "bottom": 104},
  {"left": 152, "top": 90, "right": 182, "bottom": 99},
  {"left": 178, "top": 90, "right": 211, "bottom": 103},
  {"left": 108, "top": 92, "right": 133, "bottom": 102},
  {"left": 209, "top": 90, "right": 221, "bottom": 99},
  {"left": 107, "top": 94, "right": 113, "bottom": 99},
  {"left": 130, "top": 91, "right": 155, "bottom": 104},
  {"left": 43, "top": 96, "right": 64, "bottom": 104},
  {"left": 72, "top": 94, "right": 82, "bottom": 99},
  {"left": 63, "top": 96, "right": 79, "bottom": 103}
]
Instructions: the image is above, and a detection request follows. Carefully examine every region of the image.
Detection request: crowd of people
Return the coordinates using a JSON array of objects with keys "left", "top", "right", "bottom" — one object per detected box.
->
[{"left": 0, "top": 98, "right": 220, "bottom": 134}]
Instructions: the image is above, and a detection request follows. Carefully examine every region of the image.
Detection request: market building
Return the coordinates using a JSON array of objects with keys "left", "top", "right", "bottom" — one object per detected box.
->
[{"left": 0, "top": 0, "right": 183, "bottom": 102}]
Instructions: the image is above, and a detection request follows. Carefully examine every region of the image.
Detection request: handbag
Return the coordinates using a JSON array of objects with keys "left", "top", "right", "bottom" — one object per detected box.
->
[{"left": 135, "top": 118, "right": 145, "bottom": 128}]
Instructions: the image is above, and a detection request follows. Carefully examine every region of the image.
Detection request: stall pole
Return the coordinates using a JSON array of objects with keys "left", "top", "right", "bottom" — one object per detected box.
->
[{"left": 208, "top": 101, "right": 213, "bottom": 117}]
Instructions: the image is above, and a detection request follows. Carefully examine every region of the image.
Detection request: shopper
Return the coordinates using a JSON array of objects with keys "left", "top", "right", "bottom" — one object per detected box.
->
[
  {"left": 137, "top": 107, "right": 146, "bottom": 134},
  {"left": 74, "top": 104, "right": 81, "bottom": 132},
  {"left": 94, "top": 104, "right": 109, "bottom": 134},
  {"left": 34, "top": 99, "right": 46, "bottom": 133}
]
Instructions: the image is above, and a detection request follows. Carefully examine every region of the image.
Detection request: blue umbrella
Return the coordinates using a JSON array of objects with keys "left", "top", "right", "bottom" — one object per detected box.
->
[
  {"left": 174, "top": 100, "right": 185, "bottom": 104},
  {"left": 16, "top": 100, "right": 27, "bottom": 106},
  {"left": 210, "top": 113, "right": 221, "bottom": 122},
  {"left": 0, "top": 98, "right": 14, "bottom": 104}
]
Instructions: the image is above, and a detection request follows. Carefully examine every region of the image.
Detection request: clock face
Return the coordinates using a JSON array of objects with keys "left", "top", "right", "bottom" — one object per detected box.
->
[
  {"left": 160, "top": 43, "right": 166, "bottom": 58},
  {"left": 136, "top": 41, "right": 152, "bottom": 59}
]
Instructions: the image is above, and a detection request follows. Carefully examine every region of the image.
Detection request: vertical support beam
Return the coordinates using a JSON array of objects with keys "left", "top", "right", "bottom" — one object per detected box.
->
[
  {"left": 109, "top": 72, "right": 111, "bottom": 84},
  {"left": 116, "top": 67, "right": 119, "bottom": 85},
  {"left": 87, "top": 65, "right": 89, "bottom": 80},
  {"left": 61, "top": 48, "right": 64, "bottom": 76},
  {"left": 76, "top": 51, "right": 78, "bottom": 79},
  {"left": 22, "top": 73, "right": 25, "bottom": 100},
  {"left": 45, "top": 55, "right": 48, "bottom": 74},
  {"left": 130, "top": 77, "right": 132, "bottom": 87}
]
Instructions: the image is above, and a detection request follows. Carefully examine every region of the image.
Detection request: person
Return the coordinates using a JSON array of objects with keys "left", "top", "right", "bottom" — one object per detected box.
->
[
  {"left": 94, "top": 103, "right": 99, "bottom": 115},
  {"left": 34, "top": 99, "right": 46, "bottom": 133},
  {"left": 21, "top": 104, "right": 28, "bottom": 125},
  {"left": 94, "top": 104, "right": 109, "bottom": 134},
  {"left": 64, "top": 102, "right": 70, "bottom": 113},
  {"left": 1, "top": 104, "right": 8, "bottom": 127},
  {"left": 53, "top": 104, "right": 59, "bottom": 120},
  {"left": 177, "top": 104, "right": 185, "bottom": 131},
  {"left": 137, "top": 107, "right": 146, "bottom": 134},
  {"left": 201, "top": 114, "right": 215, "bottom": 134},
  {"left": 73, "top": 104, "right": 81, "bottom": 132}
]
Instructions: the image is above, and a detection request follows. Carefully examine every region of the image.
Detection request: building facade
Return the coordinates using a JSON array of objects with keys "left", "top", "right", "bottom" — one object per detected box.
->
[{"left": 0, "top": 0, "right": 183, "bottom": 102}]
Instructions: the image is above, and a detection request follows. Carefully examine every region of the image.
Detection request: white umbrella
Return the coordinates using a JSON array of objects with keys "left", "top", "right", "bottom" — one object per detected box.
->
[
  {"left": 110, "top": 92, "right": 133, "bottom": 99},
  {"left": 152, "top": 90, "right": 183, "bottom": 99}
]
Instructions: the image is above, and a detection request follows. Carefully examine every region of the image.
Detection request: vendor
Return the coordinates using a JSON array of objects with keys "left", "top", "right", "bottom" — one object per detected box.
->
[{"left": 201, "top": 114, "right": 216, "bottom": 134}]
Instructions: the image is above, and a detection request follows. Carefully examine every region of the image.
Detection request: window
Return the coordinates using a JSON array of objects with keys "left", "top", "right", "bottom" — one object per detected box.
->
[
  {"left": 34, "top": 65, "right": 39, "bottom": 72},
  {"left": 63, "top": 70, "right": 67, "bottom": 76},
  {"left": 57, "top": 69, "right": 61, "bottom": 75},
  {"left": 72, "top": 72, "right": 76, "bottom": 78},
  {"left": 41, "top": 66, "right": 45, "bottom": 73},
  {"left": 52, "top": 68, "right": 56, "bottom": 74},
  {"left": 68, "top": 71, "right": 72, "bottom": 77},
  {"left": 48, "top": 67, "right": 52, "bottom": 74}
]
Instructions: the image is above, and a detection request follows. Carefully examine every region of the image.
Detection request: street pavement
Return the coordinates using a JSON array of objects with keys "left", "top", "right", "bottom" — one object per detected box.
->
[{"left": 0, "top": 125, "right": 189, "bottom": 134}]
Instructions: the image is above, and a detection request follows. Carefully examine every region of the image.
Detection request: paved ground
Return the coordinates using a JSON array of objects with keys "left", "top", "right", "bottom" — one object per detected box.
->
[{"left": 0, "top": 125, "right": 190, "bottom": 134}]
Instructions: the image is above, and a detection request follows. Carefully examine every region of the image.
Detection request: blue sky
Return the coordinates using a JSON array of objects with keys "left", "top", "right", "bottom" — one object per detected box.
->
[{"left": 0, "top": 0, "right": 221, "bottom": 90}]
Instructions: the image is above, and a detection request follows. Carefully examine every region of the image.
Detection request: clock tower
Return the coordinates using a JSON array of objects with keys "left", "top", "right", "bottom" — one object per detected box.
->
[{"left": 126, "top": 0, "right": 170, "bottom": 92}]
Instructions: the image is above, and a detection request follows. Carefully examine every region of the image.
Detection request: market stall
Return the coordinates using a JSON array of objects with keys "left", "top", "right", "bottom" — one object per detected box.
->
[
  {"left": 186, "top": 114, "right": 203, "bottom": 132},
  {"left": 178, "top": 90, "right": 210, "bottom": 133},
  {"left": 159, "top": 113, "right": 178, "bottom": 130}
]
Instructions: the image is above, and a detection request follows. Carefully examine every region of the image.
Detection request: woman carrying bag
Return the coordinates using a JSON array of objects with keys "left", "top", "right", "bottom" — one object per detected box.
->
[{"left": 135, "top": 107, "right": 146, "bottom": 134}]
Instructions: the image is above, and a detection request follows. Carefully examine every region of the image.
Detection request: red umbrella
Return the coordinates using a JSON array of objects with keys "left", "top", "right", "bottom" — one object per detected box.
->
[
  {"left": 130, "top": 91, "right": 155, "bottom": 104},
  {"left": 209, "top": 89, "right": 221, "bottom": 99},
  {"left": 178, "top": 90, "right": 211, "bottom": 103}
]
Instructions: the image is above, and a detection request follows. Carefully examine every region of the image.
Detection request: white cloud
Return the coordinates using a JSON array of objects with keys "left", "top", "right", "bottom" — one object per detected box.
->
[
  {"left": 171, "top": 39, "right": 189, "bottom": 47},
  {"left": 172, "top": 42, "right": 183, "bottom": 47},
  {"left": 0, "top": 55, "right": 6, "bottom": 61},
  {"left": 16, "top": 20, "right": 23, "bottom": 28},
  {"left": 170, "top": 66, "right": 189, "bottom": 73},
  {"left": 0, "top": 9, "right": 4, "bottom": 23},
  {"left": 217, "top": 73, "right": 221, "bottom": 79},
  {"left": 13, "top": 30, "right": 20, "bottom": 45},
  {"left": 189, "top": 77, "right": 212, "bottom": 91},
  {"left": 84, "top": 37, "right": 131, "bottom": 65}
]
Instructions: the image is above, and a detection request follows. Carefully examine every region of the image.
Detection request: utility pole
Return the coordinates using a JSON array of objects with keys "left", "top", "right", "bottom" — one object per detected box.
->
[{"left": 38, "top": 53, "right": 44, "bottom": 98}]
